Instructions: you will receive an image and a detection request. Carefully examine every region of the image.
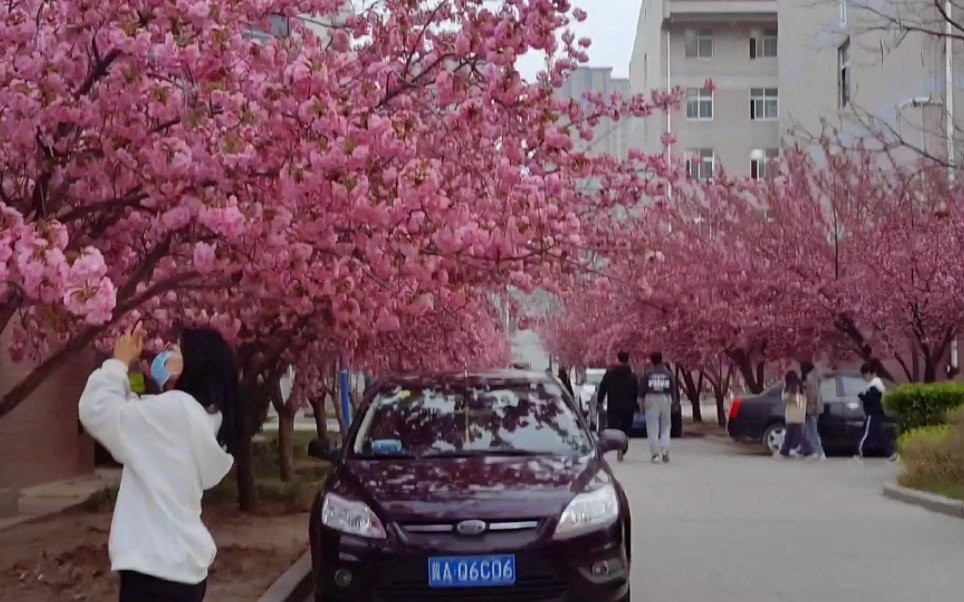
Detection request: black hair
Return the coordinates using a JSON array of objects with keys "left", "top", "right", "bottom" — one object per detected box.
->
[
  {"left": 801, "top": 361, "right": 815, "bottom": 378},
  {"left": 784, "top": 370, "right": 803, "bottom": 395},
  {"left": 616, "top": 351, "right": 630, "bottom": 364},
  {"left": 650, "top": 351, "right": 663, "bottom": 366},
  {"left": 860, "top": 360, "right": 881, "bottom": 377},
  {"left": 175, "top": 328, "right": 241, "bottom": 456}
]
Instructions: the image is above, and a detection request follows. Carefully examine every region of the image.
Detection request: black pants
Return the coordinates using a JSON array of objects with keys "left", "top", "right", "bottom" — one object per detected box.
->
[
  {"left": 858, "top": 415, "right": 895, "bottom": 457},
  {"left": 780, "top": 423, "right": 813, "bottom": 457},
  {"left": 119, "top": 571, "right": 207, "bottom": 602},
  {"left": 607, "top": 409, "right": 634, "bottom": 447}
]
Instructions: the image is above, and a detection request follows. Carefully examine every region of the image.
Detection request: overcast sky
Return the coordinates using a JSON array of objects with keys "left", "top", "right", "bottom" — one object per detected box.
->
[{"left": 516, "top": 0, "right": 642, "bottom": 81}]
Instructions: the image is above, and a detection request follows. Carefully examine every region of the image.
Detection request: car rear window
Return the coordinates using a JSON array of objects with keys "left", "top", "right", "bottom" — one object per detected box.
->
[{"left": 352, "top": 381, "right": 592, "bottom": 458}]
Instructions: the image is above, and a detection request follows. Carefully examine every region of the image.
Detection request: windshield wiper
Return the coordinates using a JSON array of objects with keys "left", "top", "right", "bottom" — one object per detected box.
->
[
  {"left": 356, "top": 452, "right": 418, "bottom": 460},
  {"left": 420, "top": 449, "right": 547, "bottom": 458}
]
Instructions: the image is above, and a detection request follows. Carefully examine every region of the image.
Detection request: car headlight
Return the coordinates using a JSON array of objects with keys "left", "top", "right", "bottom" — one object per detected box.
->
[
  {"left": 555, "top": 484, "right": 619, "bottom": 537},
  {"left": 321, "top": 493, "right": 387, "bottom": 539}
]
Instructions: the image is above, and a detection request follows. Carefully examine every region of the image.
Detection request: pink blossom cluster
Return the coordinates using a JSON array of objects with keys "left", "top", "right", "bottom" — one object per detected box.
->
[
  {"left": 544, "top": 143, "right": 964, "bottom": 386},
  {"left": 0, "top": 0, "right": 686, "bottom": 418}
]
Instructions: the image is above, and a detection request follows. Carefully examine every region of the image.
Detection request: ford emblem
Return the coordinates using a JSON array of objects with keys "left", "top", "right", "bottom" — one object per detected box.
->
[{"left": 455, "top": 520, "right": 486, "bottom": 536}]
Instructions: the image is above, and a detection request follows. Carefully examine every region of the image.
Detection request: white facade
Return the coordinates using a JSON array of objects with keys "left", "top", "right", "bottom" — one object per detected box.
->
[
  {"left": 630, "top": 0, "right": 781, "bottom": 179},
  {"left": 629, "top": 0, "right": 964, "bottom": 173}
]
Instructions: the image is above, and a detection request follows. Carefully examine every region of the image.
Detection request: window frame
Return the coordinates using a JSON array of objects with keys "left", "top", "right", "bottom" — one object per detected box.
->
[
  {"left": 749, "top": 87, "right": 779, "bottom": 121},
  {"left": 838, "top": 37, "right": 851, "bottom": 108},
  {"left": 750, "top": 148, "right": 779, "bottom": 180},
  {"left": 686, "top": 148, "right": 716, "bottom": 181},
  {"left": 685, "top": 29, "right": 714, "bottom": 59},
  {"left": 750, "top": 28, "right": 778, "bottom": 59},
  {"left": 686, "top": 87, "right": 715, "bottom": 120}
]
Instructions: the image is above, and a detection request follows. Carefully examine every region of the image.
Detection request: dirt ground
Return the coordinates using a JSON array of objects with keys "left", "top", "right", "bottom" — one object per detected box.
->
[{"left": 0, "top": 506, "right": 309, "bottom": 602}]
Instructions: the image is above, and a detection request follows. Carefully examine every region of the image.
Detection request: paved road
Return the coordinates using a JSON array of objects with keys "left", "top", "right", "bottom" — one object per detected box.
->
[{"left": 305, "top": 438, "right": 964, "bottom": 601}]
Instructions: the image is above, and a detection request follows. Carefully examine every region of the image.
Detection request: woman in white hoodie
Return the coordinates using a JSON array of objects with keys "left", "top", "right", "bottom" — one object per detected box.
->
[{"left": 79, "top": 325, "right": 239, "bottom": 602}]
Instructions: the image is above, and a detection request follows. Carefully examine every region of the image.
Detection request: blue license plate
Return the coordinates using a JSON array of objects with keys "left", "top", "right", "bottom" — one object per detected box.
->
[{"left": 428, "top": 554, "right": 516, "bottom": 588}]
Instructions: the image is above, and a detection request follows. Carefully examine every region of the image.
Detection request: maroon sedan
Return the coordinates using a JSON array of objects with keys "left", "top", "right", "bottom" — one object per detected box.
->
[{"left": 307, "top": 370, "right": 632, "bottom": 602}]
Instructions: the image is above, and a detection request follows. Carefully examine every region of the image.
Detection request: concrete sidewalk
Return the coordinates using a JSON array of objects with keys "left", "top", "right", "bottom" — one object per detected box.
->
[{"left": 0, "top": 468, "right": 120, "bottom": 533}]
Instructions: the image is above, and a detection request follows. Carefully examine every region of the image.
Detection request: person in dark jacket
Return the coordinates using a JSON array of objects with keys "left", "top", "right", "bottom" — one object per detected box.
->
[
  {"left": 557, "top": 365, "right": 574, "bottom": 396},
  {"left": 597, "top": 351, "right": 638, "bottom": 462},
  {"left": 856, "top": 360, "right": 897, "bottom": 462}
]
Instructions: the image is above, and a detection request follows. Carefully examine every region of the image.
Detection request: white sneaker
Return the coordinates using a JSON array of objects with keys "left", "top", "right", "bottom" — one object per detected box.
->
[
  {"left": 849, "top": 455, "right": 864, "bottom": 465},
  {"left": 789, "top": 450, "right": 802, "bottom": 458},
  {"left": 651, "top": 455, "right": 662, "bottom": 464}
]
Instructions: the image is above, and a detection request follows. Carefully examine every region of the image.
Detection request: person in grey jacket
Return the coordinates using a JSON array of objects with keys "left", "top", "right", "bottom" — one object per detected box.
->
[
  {"left": 640, "top": 352, "right": 678, "bottom": 464},
  {"left": 800, "top": 361, "right": 826, "bottom": 459}
]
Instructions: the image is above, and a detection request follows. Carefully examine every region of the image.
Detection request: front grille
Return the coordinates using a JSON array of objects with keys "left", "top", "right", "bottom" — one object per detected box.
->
[{"left": 374, "top": 553, "right": 568, "bottom": 602}]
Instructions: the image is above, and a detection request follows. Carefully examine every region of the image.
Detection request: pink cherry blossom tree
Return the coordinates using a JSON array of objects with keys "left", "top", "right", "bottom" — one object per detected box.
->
[{"left": 1, "top": 0, "right": 681, "bottom": 460}]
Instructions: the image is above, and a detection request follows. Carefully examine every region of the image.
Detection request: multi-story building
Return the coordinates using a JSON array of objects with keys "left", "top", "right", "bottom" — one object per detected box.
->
[
  {"left": 630, "top": 0, "right": 963, "bottom": 176},
  {"left": 556, "top": 66, "right": 634, "bottom": 160},
  {"left": 779, "top": 0, "right": 962, "bottom": 164},
  {"left": 630, "top": 0, "right": 781, "bottom": 179}
]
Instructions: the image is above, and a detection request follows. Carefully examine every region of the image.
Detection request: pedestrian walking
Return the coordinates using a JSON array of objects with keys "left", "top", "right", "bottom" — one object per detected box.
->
[
  {"left": 855, "top": 360, "right": 898, "bottom": 462},
  {"left": 779, "top": 370, "right": 813, "bottom": 458},
  {"left": 801, "top": 361, "right": 826, "bottom": 459},
  {"left": 79, "top": 325, "right": 241, "bottom": 602},
  {"left": 597, "top": 351, "right": 638, "bottom": 462},
  {"left": 557, "top": 365, "right": 574, "bottom": 396},
  {"left": 640, "top": 352, "right": 677, "bottom": 464}
]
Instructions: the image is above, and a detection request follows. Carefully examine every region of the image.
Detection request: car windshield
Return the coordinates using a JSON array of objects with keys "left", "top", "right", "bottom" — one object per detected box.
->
[{"left": 352, "top": 380, "right": 593, "bottom": 458}]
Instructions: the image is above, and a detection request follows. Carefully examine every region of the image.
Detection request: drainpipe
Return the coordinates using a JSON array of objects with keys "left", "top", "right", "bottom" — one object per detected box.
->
[
  {"left": 666, "top": 28, "right": 673, "bottom": 201},
  {"left": 946, "top": 1, "right": 958, "bottom": 371}
]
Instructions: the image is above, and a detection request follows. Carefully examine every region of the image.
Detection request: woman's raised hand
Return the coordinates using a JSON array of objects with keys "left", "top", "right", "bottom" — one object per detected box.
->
[{"left": 114, "top": 323, "right": 145, "bottom": 367}]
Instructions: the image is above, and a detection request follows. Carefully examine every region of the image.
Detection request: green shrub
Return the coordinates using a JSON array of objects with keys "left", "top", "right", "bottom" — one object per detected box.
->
[
  {"left": 947, "top": 404, "right": 964, "bottom": 427},
  {"left": 884, "top": 383, "right": 964, "bottom": 432},
  {"left": 898, "top": 423, "right": 964, "bottom": 499}
]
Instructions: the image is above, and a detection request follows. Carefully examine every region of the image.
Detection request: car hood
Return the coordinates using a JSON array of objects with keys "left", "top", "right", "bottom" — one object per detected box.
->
[{"left": 337, "top": 453, "right": 609, "bottom": 522}]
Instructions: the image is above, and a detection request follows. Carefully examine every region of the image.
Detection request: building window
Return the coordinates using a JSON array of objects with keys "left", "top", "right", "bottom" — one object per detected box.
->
[
  {"left": 686, "top": 149, "right": 715, "bottom": 181},
  {"left": 838, "top": 38, "right": 851, "bottom": 108},
  {"left": 685, "top": 29, "right": 714, "bottom": 58},
  {"left": 749, "top": 88, "right": 779, "bottom": 120},
  {"left": 750, "top": 29, "right": 778, "bottom": 59},
  {"left": 750, "top": 149, "right": 779, "bottom": 180},
  {"left": 686, "top": 88, "right": 714, "bottom": 120}
]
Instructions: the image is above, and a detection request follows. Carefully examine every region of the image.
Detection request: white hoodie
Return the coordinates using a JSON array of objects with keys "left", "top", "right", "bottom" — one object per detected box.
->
[{"left": 78, "top": 359, "right": 234, "bottom": 584}]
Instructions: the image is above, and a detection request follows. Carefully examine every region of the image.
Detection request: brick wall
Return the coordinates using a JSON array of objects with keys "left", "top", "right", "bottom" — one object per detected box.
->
[{"left": 0, "top": 327, "right": 96, "bottom": 489}]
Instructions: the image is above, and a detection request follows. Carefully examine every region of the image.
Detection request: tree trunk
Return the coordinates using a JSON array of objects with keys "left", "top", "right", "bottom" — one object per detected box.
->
[
  {"left": 278, "top": 408, "right": 295, "bottom": 482},
  {"left": 235, "top": 431, "right": 256, "bottom": 513},
  {"left": 728, "top": 349, "right": 765, "bottom": 393},
  {"left": 715, "top": 391, "right": 727, "bottom": 428},
  {"left": 267, "top": 377, "right": 296, "bottom": 483},
  {"left": 677, "top": 365, "right": 703, "bottom": 423},
  {"left": 309, "top": 385, "right": 330, "bottom": 443}
]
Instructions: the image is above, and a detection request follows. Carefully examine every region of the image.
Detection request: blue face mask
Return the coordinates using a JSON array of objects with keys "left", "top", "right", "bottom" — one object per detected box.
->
[{"left": 151, "top": 351, "right": 173, "bottom": 389}]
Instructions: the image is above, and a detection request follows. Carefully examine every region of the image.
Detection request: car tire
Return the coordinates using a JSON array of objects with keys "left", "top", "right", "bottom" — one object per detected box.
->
[
  {"left": 617, "top": 585, "right": 631, "bottom": 601},
  {"left": 762, "top": 422, "right": 786, "bottom": 455}
]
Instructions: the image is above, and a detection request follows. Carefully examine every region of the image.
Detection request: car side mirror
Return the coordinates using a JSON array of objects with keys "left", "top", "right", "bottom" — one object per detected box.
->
[
  {"left": 597, "top": 429, "right": 629, "bottom": 455},
  {"left": 307, "top": 437, "right": 341, "bottom": 463}
]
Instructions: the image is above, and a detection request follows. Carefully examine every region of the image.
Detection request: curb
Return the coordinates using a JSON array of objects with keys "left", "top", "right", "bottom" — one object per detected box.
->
[
  {"left": 258, "top": 550, "right": 312, "bottom": 602},
  {"left": 882, "top": 483, "right": 964, "bottom": 519}
]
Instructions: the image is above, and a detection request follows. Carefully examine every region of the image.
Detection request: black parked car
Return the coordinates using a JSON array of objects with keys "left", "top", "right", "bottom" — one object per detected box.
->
[
  {"left": 727, "top": 373, "right": 898, "bottom": 455},
  {"left": 308, "top": 370, "right": 633, "bottom": 602}
]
